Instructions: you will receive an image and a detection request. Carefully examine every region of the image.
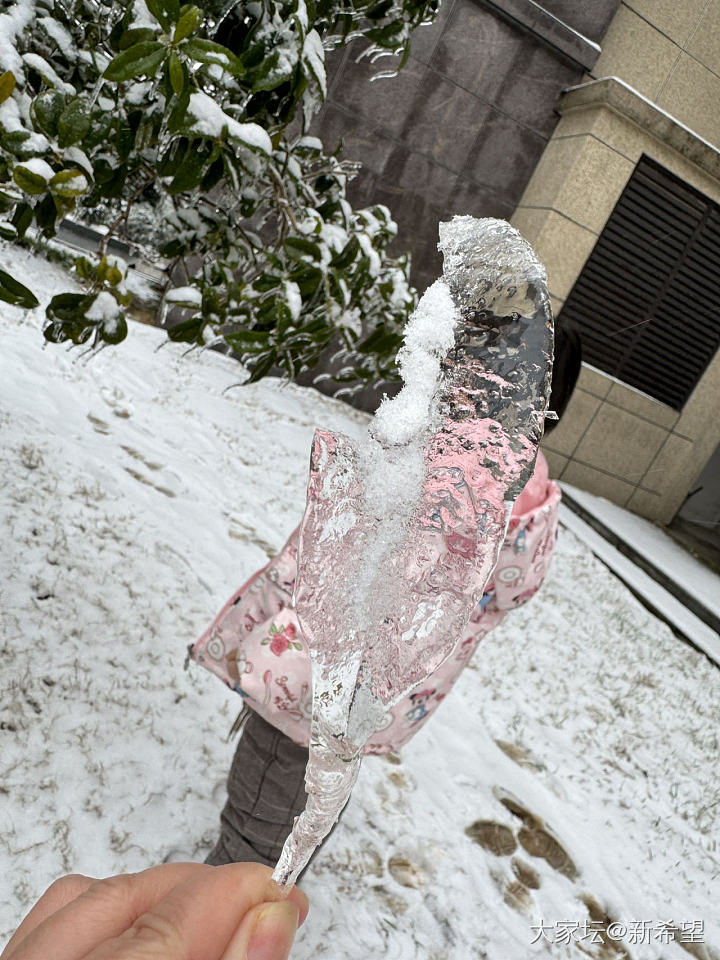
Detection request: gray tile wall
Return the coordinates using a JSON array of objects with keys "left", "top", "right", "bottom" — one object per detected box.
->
[{"left": 311, "top": 0, "right": 619, "bottom": 292}]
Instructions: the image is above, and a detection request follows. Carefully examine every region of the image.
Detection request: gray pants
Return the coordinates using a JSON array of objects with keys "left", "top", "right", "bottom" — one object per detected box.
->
[{"left": 205, "top": 709, "right": 310, "bottom": 868}]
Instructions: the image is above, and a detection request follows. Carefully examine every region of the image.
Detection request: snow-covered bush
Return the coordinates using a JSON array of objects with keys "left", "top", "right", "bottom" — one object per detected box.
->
[{"left": 0, "top": 0, "right": 438, "bottom": 390}]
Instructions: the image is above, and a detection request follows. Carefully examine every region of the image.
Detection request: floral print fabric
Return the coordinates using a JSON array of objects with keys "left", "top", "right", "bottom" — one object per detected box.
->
[{"left": 192, "top": 455, "right": 560, "bottom": 754}]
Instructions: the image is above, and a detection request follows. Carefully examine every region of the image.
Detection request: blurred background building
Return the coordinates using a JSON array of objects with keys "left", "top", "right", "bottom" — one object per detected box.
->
[{"left": 311, "top": 0, "right": 720, "bottom": 557}]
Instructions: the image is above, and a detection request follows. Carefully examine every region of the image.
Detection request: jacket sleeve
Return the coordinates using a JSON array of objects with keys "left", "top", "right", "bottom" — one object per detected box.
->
[{"left": 489, "top": 481, "right": 561, "bottom": 612}]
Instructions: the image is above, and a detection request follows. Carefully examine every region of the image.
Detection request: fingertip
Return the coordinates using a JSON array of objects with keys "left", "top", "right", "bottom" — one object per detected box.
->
[
  {"left": 221, "top": 899, "right": 299, "bottom": 960},
  {"left": 247, "top": 900, "right": 299, "bottom": 960},
  {"left": 287, "top": 886, "right": 309, "bottom": 927}
]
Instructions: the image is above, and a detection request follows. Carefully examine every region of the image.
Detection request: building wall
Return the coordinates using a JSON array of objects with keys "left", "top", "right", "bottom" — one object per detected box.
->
[
  {"left": 311, "top": 0, "right": 617, "bottom": 293},
  {"left": 515, "top": 3, "right": 720, "bottom": 524},
  {"left": 591, "top": 0, "right": 720, "bottom": 146},
  {"left": 308, "top": 0, "right": 720, "bottom": 527}
]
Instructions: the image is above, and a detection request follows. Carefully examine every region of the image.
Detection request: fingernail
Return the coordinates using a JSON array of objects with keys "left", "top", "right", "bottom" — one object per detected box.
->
[{"left": 246, "top": 901, "right": 299, "bottom": 960}]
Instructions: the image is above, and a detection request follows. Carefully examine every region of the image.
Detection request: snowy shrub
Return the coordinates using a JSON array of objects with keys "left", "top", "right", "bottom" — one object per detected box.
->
[{"left": 0, "top": 0, "right": 438, "bottom": 390}]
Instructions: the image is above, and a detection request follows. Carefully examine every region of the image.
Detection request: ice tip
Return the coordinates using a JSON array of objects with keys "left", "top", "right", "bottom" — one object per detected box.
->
[{"left": 437, "top": 215, "right": 547, "bottom": 291}]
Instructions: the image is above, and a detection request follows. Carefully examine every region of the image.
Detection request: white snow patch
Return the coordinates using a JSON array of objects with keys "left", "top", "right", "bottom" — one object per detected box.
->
[
  {"left": 187, "top": 92, "right": 272, "bottom": 154},
  {"left": 63, "top": 146, "right": 94, "bottom": 177},
  {"left": 284, "top": 280, "right": 302, "bottom": 322},
  {"left": 1, "top": 243, "right": 719, "bottom": 960},
  {"left": 86, "top": 291, "right": 120, "bottom": 326},
  {"left": 165, "top": 286, "right": 202, "bottom": 306},
  {"left": 0, "top": 0, "right": 35, "bottom": 72},
  {"left": 373, "top": 279, "right": 458, "bottom": 446},
  {"left": 15, "top": 157, "right": 54, "bottom": 181},
  {"left": 37, "top": 16, "right": 74, "bottom": 58},
  {"left": 0, "top": 96, "right": 51, "bottom": 152},
  {"left": 21, "top": 52, "right": 75, "bottom": 93},
  {"left": 303, "top": 29, "right": 327, "bottom": 97}
]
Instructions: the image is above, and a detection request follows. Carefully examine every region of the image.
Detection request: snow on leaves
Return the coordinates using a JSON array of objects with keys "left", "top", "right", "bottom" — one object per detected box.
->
[{"left": 0, "top": 0, "right": 438, "bottom": 390}]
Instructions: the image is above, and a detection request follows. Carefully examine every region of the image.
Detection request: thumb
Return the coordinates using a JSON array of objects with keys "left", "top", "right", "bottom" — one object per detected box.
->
[{"left": 220, "top": 899, "right": 300, "bottom": 960}]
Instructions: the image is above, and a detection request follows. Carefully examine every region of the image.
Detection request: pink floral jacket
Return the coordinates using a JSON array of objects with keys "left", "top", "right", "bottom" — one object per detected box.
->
[{"left": 192, "top": 451, "right": 560, "bottom": 754}]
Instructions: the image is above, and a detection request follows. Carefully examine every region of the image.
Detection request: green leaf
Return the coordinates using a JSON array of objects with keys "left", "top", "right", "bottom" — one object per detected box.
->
[
  {"left": 103, "top": 41, "right": 167, "bottom": 83},
  {"left": 0, "top": 269, "right": 39, "bottom": 308},
  {"left": 11, "top": 201, "right": 33, "bottom": 237},
  {"left": 0, "top": 70, "right": 15, "bottom": 106},
  {"left": 157, "top": 137, "right": 188, "bottom": 177},
  {"left": 116, "top": 115, "right": 139, "bottom": 161},
  {"left": 167, "top": 315, "right": 205, "bottom": 342},
  {"left": 13, "top": 164, "right": 49, "bottom": 195},
  {"left": 74, "top": 256, "right": 93, "bottom": 280},
  {"left": 57, "top": 98, "right": 91, "bottom": 147},
  {"left": 145, "top": 0, "right": 171, "bottom": 29},
  {"left": 100, "top": 314, "right": 128, "bottom": 345},
  {"left": 245, "top": 352, "right": 277, "bottom": 383},
  {"left": 173, "top": 5, "right": 201, "bottom": 42},
  {"left": 159, "top": 237, "right": 186, "bottom": 257},
  {"left": 43, "top": 317, "right": 94, "bottom": 345},
  {"left": 0, "top": 221, "right": 17, "bottom": 239},
  {"left": 245, "top": 51, "right": 289, "bottom": 93},
  {"left": 200, "top": 156, "right": 224, "bottom": 191},
  {"left": 331, "top": 236, "right": 359, "bottom": 270},
  {"left": 164, "top": 0, "right": 181, "bottom": 24},
  {"left": 30, "top": 90, "right": 66, "bottom": 137},
  {"left": 225, "top": 329, "right": 270, "bottom": 352},
  {"left": 253, "top": 274, "right": 282, "bottom": 292},
  {"left": 181, "top": 38, "right": 244, "bottom": 75},
  {"left": 35, "top": 192, "right": 58, "bottom": 235},
  {"left": 82, "top": 111, "right": 114, "bottom": 151},
  {"left": 98, "top": 166, "right": 127, "bottom": 199},
  {"left": 119, "top": 28, "right": 158, "bottom": 50},
  {"left": 366, "top": 20, "right": 404, "bottom": 46},
  {"left": 97, "top": 258, "right": 123, "bottom": 286},
  {"left": 0, "top": 128, "right": 31, "bottom": 158},
  {"left": 365, "top": 0, "right": 393, "bottom": 18},
  {"left": 168, "top": 51, "right": 184, "bottom": 94},
  {"left": 167, "top": 86, "right": 190, "bottom": 133},
  {"left": 167, "top": 142, "right": 211, "bottom": 193},
  {"left": 50, "top": 169, "right": 88, "bottom": 197},
  {"left": 283, "top": 236, "right": 322, "bottom": 262},
  {"left": 46, "top": 291, "right": 96, "bottom": 323},
  {"left": 0, "top": 189, "right": 21, "bottom": 212},
  {"left": 275, "top": 300, "right": 293, "bottom": 333}
]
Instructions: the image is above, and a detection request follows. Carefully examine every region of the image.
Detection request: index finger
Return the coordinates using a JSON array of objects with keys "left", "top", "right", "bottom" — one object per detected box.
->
[
  {"left": 2, "top": 874, "right": 95, "bottom": 959},
  {"left": 5, "top": 863, "right": 307, "bottom": 960},
  {"left": 2, "top": 864, "right": 206, "bottom": 960}
]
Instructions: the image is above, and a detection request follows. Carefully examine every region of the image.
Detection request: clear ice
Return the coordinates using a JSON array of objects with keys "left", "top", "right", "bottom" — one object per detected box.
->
[{"left": 272, "top": 216, "right": 554, "bottom": 887}]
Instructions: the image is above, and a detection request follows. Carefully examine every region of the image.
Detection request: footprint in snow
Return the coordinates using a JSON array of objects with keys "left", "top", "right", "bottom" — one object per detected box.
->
[{"left": 100, "top": 385, "right": 133, "bottom": 418}]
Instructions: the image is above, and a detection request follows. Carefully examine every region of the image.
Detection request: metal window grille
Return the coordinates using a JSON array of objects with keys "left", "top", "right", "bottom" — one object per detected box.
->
[{"left": 559, "top": 154, "right": 720, "bottom": 410}]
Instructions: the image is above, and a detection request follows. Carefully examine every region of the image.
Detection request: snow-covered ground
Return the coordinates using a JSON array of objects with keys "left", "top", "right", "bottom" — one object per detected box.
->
[
  {"left": 1, "top": 243, "right": 719, "bottom": 960},
  {"left": 561, "top": 483, "right": 720, "bottom": 622},
  {"left": 559, "top": 501, "right": 720, "bottom": 667}
]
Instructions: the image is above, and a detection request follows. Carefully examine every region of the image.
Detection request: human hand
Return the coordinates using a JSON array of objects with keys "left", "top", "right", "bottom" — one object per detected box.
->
[{"left": 1, "top": 861, "right": 309, "bottom": 960}]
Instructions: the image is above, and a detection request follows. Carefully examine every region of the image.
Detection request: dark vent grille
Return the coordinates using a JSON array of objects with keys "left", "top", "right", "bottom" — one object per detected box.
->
[{"left": 560, "top": 155, "right": 720, "bottom": 410}]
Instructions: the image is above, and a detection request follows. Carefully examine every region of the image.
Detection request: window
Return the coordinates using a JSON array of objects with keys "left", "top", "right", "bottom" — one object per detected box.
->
[{"left": 560, "top": 155, "right": 720, "bottom": 410}]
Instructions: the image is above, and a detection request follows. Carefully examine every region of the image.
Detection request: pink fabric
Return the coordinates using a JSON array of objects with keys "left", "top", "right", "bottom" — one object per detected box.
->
[
  {"left": 513, "top": 447, "right": 548, "bottom": 516},
  {"left": 192, "top": 451, "right": 560, "bottom": 754}
]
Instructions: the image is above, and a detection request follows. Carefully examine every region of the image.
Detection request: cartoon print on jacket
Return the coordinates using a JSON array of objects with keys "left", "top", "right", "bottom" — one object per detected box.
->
[
  {"left": 191, "top": 455, "right": 561, "bottom": 754},
  {"left": 405, "top": 689, "right": 437, "bottom": 725},
  {"left": 226, "top": 647, "right": 253, "bottom": 696}
]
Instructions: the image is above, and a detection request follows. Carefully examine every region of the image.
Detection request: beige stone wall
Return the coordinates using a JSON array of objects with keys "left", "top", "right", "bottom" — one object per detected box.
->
[
  {"left": 592, "top": 0, "right": 720, "bottom": 145},
  {"left": 510, "top": 67, "right": 720, "bottom": 524}
]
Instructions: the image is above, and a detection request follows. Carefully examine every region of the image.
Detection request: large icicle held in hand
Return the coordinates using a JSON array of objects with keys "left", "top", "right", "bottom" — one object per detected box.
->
[{"left": 272, "top": 216, "right": 553, "bottom": 887}]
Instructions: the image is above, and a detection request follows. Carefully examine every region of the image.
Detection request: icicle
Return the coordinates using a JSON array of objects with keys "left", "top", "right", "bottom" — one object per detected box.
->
[{"left": 272, "top": 216, "right": 554, "bottom": 887}]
